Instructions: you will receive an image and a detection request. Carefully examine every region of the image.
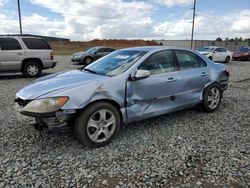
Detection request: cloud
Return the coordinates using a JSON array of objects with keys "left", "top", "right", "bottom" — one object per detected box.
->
[
  {"left": 0, "top": 0, "right": 249, "bottom": 40},
  {"left": 155, "top": 0, "right": 193, "bottom": 7},
  {"left": 193, "top": 9, "right": 250, "bottom": 39},
  {"left": 0, "top": 0, "right": 8, "bottom": 7},
  {"left": 30, "top": 0, "right": 154, "bottom": 40}
]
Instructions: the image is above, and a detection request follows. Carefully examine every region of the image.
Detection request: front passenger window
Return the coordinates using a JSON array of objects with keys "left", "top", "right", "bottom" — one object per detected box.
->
[{"left": 139, "top": 50, "right": 175, "bottom": 75}]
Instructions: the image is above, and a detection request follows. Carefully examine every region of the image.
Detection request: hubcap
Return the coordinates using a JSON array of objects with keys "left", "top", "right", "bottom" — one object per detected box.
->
[
  {"left": 27, "top": 65, "right": 38, "bottom": 76},
  {"left": 85, "top": 58, "right": 92, "bottom": 64},
  {"left": 207, "top": 87, "right": 220, "bottom": 109},
  {"left": 87, "top": 109, "right": 116, "bottom": 143}
]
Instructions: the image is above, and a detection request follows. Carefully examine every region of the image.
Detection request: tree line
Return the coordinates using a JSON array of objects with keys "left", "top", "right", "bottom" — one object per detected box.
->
[{"left": 216, "top": 37, "right": 249, "bottom": 42}]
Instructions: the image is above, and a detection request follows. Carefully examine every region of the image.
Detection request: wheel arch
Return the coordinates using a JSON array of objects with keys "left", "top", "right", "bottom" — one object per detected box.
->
[
  {"left": 76, "top": 99, "right": 123, "bottom": 123},
  {"left": 201, "top": 82, "right": 222, "bottom": 100},
  {"left": 21, "top": 58, "right": 43, "bottom": 72}
]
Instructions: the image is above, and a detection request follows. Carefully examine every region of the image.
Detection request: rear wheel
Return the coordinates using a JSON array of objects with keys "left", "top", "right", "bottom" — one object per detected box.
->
[
  {"left": 74, "top": 102, "right": 121, "bottom": 147},
  {"left": 203, "top": 84, "right": 222, "bottom": 112},
  {"left": 23, "top": 62, "right": 42, "bottom": 77},
  {"left": 224, "top": 56, "right": 230, "bottom": 63}
]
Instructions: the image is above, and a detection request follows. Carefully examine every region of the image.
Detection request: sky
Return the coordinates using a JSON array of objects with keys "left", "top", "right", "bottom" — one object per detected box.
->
[{"left": 0, "top": 0, "right": 249, "bottom": 41}]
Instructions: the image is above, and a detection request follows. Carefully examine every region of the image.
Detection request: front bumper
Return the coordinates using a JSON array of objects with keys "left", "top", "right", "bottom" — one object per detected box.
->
[
  {"left": 15, "top": 99, "right": 75, "bottom": 131},
  {"left": 22, "top": 110, "right": 75, "bottom": 130}
]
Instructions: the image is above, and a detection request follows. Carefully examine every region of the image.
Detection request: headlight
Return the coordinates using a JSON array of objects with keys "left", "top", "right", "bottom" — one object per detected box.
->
[
  {"left": 22, "top": 96, "right": 68, "bottom": 113},
  {"left": 243, "top": 53, "right": 249, "bottom": 56}
]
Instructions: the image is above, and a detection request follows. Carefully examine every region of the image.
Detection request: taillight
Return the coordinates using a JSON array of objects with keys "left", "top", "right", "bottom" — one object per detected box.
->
[
  {"left": 225, "top": 68, "right": 230, "bottom": 77},
  {"left": 50, "top": 51, "right": 54, "bottom": 60}
]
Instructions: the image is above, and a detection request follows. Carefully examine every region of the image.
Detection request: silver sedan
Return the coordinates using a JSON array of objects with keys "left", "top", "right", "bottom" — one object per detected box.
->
[{"left": 15, "top": 46, "right": 229, "bottom": 147}]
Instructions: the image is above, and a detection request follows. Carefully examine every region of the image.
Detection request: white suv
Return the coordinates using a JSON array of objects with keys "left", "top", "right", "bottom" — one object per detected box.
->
[{"left": 0, "top": 36, "right": 57, "bottom": 77}]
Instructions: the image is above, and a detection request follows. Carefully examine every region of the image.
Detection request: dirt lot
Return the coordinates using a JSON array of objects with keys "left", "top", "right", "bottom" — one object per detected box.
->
[{"left": 0, "top": 57, "right": 249, "bottom": 187}]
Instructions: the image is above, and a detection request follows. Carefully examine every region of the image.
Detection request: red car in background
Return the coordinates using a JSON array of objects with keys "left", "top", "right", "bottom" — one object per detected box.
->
[{"left": 232, "top": 47, "right": 250, "bottom": 61}]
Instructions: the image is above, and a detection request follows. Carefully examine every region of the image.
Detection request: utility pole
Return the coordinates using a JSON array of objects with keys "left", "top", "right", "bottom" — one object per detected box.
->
[
  {"left": 190, "top": 0, "right": 196, "bottom": 49},
  {"left": 17, "top": 0, "right": 23, "bottom": 35}
]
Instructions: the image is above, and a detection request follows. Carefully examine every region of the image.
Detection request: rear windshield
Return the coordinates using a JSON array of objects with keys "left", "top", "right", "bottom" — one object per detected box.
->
[{"left": 22, "top": 38, "right": 51, "bottom": 50}]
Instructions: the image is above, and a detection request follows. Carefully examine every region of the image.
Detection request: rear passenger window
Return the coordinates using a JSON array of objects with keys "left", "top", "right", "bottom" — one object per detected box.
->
[
  {"left": 0, "top": 38, "right": 22, "bottom": 50},
  {"left": 22, "top": 38, "right": 51, "bottom": 50},
  {"left": 175, "top": 50, "right": 206, "bottom": 70}
]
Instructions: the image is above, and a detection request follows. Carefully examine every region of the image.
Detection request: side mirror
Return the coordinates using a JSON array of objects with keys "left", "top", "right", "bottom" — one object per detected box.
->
[
  {"left": 130, "top": 70, "right": 151, "bottom": 81},
  {"left": 213, "top": 51, "right": 218, "bottom": 54}
]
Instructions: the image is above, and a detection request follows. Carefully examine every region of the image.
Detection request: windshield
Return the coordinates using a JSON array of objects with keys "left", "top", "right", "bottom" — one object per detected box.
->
[
  {"left": 86, "top": 47, "right": 97, "bottom": 53},
  {"left": 198, "top": 47, "right": 214, "bottom": 52},
  {"left": 239, "top": 47, "right": 250, "bottom": 52},
  {"left": 84, "top": 50, "right": 146, "bottom": 76}
]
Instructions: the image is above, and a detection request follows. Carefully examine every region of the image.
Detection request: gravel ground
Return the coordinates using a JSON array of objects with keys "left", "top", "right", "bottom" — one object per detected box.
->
[{"left": 0, "top": 56, "right": 249, "bottom": 187}]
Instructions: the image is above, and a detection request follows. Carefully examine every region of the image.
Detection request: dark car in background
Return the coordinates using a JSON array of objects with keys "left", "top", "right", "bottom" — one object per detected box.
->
[
  {"left": 71, "top": 46, "right": 115, "bottom": 65},
  {"left": 232, "top": 47, "right": 250, "bottom": 61}
]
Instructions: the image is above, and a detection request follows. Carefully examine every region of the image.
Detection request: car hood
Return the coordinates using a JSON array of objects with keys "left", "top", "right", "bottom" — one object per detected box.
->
[
  {"left": 16, "top": 70, "right": 108, "bottom": 100},
  {"left": 198, "top": 51, "right": 210, "bottom": 55}
]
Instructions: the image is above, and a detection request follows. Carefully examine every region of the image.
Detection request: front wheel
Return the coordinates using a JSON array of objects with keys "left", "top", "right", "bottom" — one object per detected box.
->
[
  {"left": 74, "top": 102, "right": 121, "bottom": 147},
  {"left": 203, "top": 85, "right": 222, "bottom": 112}
]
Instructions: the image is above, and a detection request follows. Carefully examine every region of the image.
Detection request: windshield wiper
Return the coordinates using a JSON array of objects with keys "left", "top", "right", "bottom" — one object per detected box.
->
[{"left": 83, "top": 68, "right": 98, "bottom": 74}]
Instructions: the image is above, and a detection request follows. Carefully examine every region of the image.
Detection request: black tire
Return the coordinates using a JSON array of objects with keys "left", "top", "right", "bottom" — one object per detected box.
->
[
  {"left": 224, "top": 56, "right": 230, "bottom": 63},
  {"left": 23, "top": 61, "right": 42, "bottom": 78},
  {"left": 208, "top": 56, "right": 212, "bottom": 60},
  {"left": 202, "top": 84, "right": 222, "bottom": 113},
  {"left": 74, "top": 102, "right": 121, "bottom": 148},
  {"left": 84, "top": 57, "right": 93, "bottom": 65}
]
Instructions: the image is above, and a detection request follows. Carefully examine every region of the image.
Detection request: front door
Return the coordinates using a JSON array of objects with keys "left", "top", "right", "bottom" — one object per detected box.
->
[{"left": 126, "top": 50, "right": 179, "bottom": 122}]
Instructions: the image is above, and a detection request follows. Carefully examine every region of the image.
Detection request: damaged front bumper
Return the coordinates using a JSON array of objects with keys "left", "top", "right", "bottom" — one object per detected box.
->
[{"left": 15, "top": 100, "right": 76, "bottom": 131}]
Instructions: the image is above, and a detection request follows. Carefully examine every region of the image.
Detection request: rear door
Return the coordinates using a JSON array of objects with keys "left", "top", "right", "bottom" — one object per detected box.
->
[
  {"left": 21, "top": 38, "right": 52, "bottom": 61},
  {"left": 173, "top": 50, "right": 210, "bottom": 105},
  {"left": 0, "top": 38, "right": 24, "bottom": 71}
]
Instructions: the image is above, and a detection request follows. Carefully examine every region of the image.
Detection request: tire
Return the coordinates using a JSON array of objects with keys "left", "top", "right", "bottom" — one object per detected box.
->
[
  {"left": 224, "top": 56, "right": 230, "bottom": 63},
  {"left": 202, "top": 84, "right": 222, "bottom": 113},
  {"left": 84, "top": 57, "right": 93, "bottom": 65},
  {"left": 23, "top": 61, "right": 42, "bottom": 78},
  {"left": 74, "top": 102, "right": 121, "bottom": 148}
]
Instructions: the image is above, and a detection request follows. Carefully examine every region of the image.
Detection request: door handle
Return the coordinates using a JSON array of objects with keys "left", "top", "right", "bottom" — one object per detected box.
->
[
  {"left": 17, "top": 52, "right": 22, "bottom": 56},
  {"left": 201, "top": 72, "right": 208, "bottom": 77},
  {"left": 166, "top": 77, "right": 176, "bottom": 82}
]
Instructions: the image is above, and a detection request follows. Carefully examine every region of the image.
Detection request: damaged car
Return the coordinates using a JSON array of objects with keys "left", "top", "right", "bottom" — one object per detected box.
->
[{"left": 15, "top": 46, "right": 229, "bottom": 147}]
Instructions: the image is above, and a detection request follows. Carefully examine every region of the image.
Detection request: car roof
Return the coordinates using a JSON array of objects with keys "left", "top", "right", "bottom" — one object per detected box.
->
[
  {"left": 119, "top": 46, "right": 190, "bottom": 52},
  {"left": 0, "top": 36, "right": 43, "bottom": 40},
  {"left": 203, "top": 46, "right": 225, "bottom": 48},
  {"left": 94, "top": 46, "right": 115, "bottom": 49}
]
